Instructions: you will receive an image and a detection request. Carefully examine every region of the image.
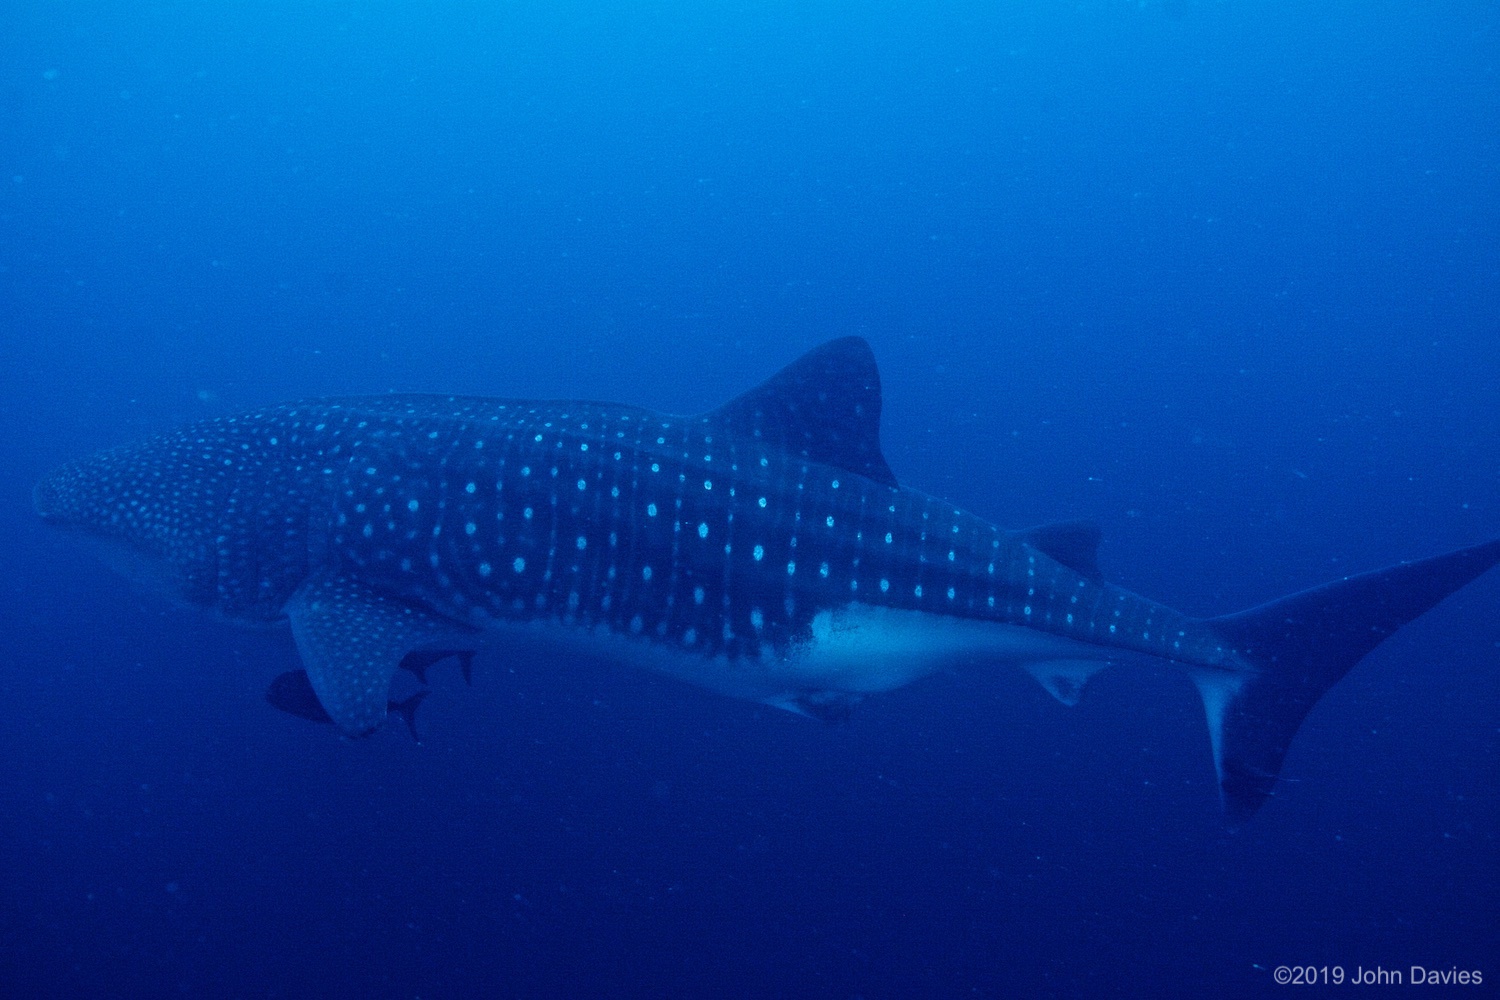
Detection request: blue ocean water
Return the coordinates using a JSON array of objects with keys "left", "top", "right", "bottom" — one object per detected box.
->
[{"left": 2, "top": 1, "right": 1496, "bottom": 996}]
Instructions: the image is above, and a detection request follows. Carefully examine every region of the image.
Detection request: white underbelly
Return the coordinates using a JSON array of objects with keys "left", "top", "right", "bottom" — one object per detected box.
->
[{"left": 454, "top": 602, "right": 1118, "bottom": 709}]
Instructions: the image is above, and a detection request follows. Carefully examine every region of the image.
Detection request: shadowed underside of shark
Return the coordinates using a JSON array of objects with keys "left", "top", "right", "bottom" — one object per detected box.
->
[{"left": 34, "top": 338, "right": 1500, "bottom": 820}]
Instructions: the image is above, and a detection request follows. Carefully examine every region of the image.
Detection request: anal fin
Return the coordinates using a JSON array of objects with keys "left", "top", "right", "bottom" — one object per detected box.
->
[
  {"left": 1023, "top": 659, "right": 1109, "bottom": 707},
  {"left": 770, "top": 690, "right": 864, "bottom": 723}
]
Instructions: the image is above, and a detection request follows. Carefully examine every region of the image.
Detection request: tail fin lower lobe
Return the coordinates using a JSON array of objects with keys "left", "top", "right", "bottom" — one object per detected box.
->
[{"left": 1193, "top": 539, "right": 1500, "bottom": 821}]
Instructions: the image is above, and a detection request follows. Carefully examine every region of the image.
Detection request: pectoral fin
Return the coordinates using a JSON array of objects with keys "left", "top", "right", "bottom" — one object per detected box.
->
[
  {"left": 400, "top": 648, "right": 477, "bottom": 686},
  {"left": 285, "top": 575, "right": 471, "bottom": 736},
  {"left": 266, "top": 668, "right": 430, "bottom": 742}
]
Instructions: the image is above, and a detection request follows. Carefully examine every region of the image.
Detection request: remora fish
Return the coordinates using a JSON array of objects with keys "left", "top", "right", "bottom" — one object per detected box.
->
[{"left": 33, "top": 338, "right": 1499, "bottom": 818}]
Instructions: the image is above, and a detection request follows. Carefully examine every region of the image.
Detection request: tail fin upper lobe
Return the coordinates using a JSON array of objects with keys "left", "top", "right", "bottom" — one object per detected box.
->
[{"left": 1193, "top": 539, "right": 1500, "bottom": 821}]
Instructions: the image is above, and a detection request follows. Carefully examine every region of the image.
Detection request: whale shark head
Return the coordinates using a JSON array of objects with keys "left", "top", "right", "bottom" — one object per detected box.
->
[
  {"left": 34, "top": 451, "right": 110, "bottom": 530},
  {"left": 36, "top": 438, "right": 229, "bottom": 608},
  {"left": 35, "top": 413, "right": 318, "bottom": 619}
]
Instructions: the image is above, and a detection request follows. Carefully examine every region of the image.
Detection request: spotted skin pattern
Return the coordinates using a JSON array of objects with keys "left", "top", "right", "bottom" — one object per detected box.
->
[
  {"left": 37, "top": 338, "right": 1500, "bottom": 818},
  {"left": 317, "top": 395, "right": 1223, "bottom": 670},
  {"left": 35, "top": 352, "right": 1233, "bottom": 681}
]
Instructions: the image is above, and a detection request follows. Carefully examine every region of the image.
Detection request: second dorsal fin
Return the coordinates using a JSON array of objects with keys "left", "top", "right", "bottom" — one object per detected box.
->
[
  {"left": 1017, "top": 521, "right": 1104, "bottom": 581},
  {"left": 707, "top": 337, "right": 898, "bottom": 488}
]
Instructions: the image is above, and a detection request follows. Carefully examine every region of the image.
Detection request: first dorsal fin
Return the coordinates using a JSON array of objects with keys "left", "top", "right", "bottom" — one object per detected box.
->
[
  {"left": 1017, "top": 521, "right": 1104, "bottom": 581},
  {"left": 707, "top": 337, "right": 898, "bottom": 488}
]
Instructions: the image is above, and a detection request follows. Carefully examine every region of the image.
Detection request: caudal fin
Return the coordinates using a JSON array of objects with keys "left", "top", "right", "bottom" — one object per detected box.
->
[{"left": 1192, "top": 539, "right": 1500, "bottom": 821}]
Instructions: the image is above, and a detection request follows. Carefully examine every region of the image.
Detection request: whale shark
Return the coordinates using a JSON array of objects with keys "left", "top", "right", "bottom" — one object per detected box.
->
[{"left": 34, "top": 337, "right": 1499, "bottom": 819}]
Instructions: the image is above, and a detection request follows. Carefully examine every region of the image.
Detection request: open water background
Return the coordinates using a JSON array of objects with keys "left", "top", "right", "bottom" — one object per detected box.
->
[{"left": 2, "top": 2, "right": 1497, "bottom": 996}]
